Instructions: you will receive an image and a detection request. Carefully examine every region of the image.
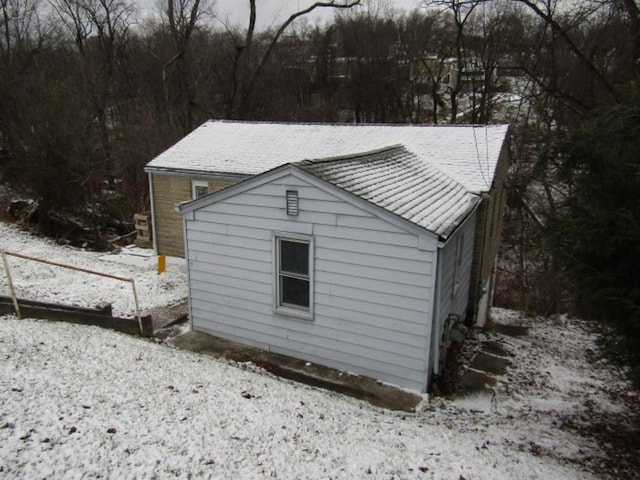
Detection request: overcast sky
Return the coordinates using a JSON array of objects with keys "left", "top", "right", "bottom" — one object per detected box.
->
[{"left": 157, "top": 0, "right": 425, "bottom": 30}]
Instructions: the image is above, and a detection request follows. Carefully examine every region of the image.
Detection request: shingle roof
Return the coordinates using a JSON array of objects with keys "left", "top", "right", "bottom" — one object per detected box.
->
[
  {"left": 295, "top": 145, "right": 479, "bottom": 238},
  {"left": 146, "top": 120, "right": 509, "bottom": 194}
]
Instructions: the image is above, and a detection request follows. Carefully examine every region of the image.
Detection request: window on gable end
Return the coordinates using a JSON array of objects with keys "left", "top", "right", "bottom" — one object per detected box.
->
[{"left": 274, "top": 235, "right": 313, "bottom": 320}]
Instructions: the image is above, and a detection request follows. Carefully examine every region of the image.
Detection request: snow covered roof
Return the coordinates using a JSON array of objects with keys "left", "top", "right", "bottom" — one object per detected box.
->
[
  {"left": 181, "top": 145, "right": 480, "bottom": 240},
  {"left": 146, "top": 120, "right": 510, "bottom": 193},
  {"left": 295, "top": 146, "right": 479, "bottom": 238}
]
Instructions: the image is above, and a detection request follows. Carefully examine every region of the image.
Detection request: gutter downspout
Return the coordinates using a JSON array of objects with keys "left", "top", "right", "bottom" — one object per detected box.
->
[
  {"left": 429, "top": 241, "right": 444, "bottom": 385},
  {"left": 473, "top": 192, "right": 491, "bottom": 324},
  {"left": 182, "top": 210, "right": 194, "bottom": 331},
  {"left": 147, "top": 172, "right": 159, "bottom": 254}
]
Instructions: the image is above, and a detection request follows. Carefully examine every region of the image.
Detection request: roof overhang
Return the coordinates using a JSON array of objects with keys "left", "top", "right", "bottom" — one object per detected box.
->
[
  {"left": 179, "top": 161, "right": 480, "bottom": 245},
  {"left": 145, "top": 166, "right": 250, "bottom": 183}
]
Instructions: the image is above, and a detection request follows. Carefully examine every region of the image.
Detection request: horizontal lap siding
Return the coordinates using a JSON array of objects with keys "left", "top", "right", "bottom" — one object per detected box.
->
[
  {"left": 431, "top": 211, "right": 477, "bottom": 374},
  {"left": 438, "top": 211, "right": 477, "bottom": 320},
  {"left": 186, "top": 174, "right": 436, "bottom": 392}
]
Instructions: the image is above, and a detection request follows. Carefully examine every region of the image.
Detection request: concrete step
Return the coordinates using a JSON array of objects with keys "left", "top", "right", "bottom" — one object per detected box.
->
[
  {"left": 169, "top": 330, "right": 424, "bottom": 412},
  {"left": 470, "top": 352, "right": 510, "bottom": 375}
]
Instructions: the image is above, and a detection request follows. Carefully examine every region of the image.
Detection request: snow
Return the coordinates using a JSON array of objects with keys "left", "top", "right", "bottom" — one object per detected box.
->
[
  {"left": 146, "top": 120, "right": 509, "bottom": 194},
  {"left": 296, "top": 146, "right": 479, "bottom": 238},
  {"left": 0, "top": 223, "right": 635, "bottom": 479},
  {"left": 0, "top": 314, "right": 612, "bottom": 480},
  {"left": 0, "top": 222, "right": 187, "bottom": 317}
]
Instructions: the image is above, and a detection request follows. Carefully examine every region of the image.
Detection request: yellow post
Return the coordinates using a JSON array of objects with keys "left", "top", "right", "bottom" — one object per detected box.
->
[{"left": 157, "top": 254, "right": 166, "bottom": 275}]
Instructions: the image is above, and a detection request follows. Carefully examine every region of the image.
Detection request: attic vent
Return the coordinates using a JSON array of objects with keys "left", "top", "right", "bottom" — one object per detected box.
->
[{"left": 286, "top": 190, "right": 299, "bottom": 216}]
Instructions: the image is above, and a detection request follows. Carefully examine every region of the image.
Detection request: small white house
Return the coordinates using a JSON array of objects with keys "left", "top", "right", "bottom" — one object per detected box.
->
[{"left": 178, "top": 140, "right": 508, "bottom": 392}]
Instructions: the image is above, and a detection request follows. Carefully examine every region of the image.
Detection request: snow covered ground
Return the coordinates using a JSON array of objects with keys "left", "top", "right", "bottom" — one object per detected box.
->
[
  {"left": 0, "top": 222, "right": 187, "bottom": 317},
  {"left": 1, "top": 313, "right": 628, "bottom": 480},
  {"left": 1, "top": 221, "right": 637, "bottom": 479}
]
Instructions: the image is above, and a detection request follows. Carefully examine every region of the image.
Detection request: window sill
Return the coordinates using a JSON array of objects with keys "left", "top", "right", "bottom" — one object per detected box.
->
[{"left": 274, "top": 305, "right": 313, "bottom": 322}]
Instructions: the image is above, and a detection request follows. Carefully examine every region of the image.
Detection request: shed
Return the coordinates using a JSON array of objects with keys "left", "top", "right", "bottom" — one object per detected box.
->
[{"left": 179, "top": 144, "right": 502, "bottom": 392}]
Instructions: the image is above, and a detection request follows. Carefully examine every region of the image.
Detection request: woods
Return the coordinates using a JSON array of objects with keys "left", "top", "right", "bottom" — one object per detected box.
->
[
  {"left": 545, "top": 83, "right": 640, "bottom": 384},
  {"left": 1, "top": 0, "right": 639, "bottom": 381}
]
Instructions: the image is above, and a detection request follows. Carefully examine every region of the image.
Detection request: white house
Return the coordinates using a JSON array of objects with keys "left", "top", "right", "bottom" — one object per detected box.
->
[
  {"left": 177, "top": 132, "right": 510, "bottom": 392},
  {"left": 145, "top": 121, "right": 509, "bottom": 266}
]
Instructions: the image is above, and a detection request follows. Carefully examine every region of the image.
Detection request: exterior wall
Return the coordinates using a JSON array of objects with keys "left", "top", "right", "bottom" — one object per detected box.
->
[
  {"left": 468, "top": 200, "right": 488, "bottom": 314},
  {"left": 184, "top": 173, "right": 438, "bottom": 392},
  {"left": 482, "top": 146, "right": 510, "bottom": 281},
  {"left": 430, "top": 211, "right": 477, "bottom": 375},
  {"left": 151, "top": 173, "right": 233, "bottom": 257},
  {"left": 467, "top": 140, "right": 511, "bottom": 323}
]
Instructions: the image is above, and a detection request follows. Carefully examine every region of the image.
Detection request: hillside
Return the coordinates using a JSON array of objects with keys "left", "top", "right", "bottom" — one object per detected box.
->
[{"left": 0, "top": 221, "right": 638, "bottom": 479}]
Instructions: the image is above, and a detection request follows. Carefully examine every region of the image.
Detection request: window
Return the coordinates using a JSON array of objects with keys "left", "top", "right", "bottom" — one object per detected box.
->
[
  {"left": 275, "top": 235, "right": 313, "bottom": 319},
  {"left": 192, "top": 180, "right": 209, "bottom": 199}
]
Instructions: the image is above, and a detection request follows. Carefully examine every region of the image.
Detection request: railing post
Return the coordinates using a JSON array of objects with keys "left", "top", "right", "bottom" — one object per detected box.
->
[
  {"left": 0, "top": 248, "right": 144, "bottom": 331},
  {"left": 1, "top": 251, "right": 21, "bottom": 318},
  {"left": 130, "top": 279, "right": 143, "bottom": 335}
]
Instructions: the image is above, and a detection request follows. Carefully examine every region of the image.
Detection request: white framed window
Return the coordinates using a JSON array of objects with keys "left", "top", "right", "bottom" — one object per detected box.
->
[
  {"left": 274, "top": 234, "right": 313, "bottom": 320},
  {"left": 192, "top": 180, "right": 209, "bottom": 199}
]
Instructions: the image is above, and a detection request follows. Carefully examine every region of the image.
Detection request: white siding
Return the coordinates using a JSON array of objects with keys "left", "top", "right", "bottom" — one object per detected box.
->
[
  {"left": 185, "top": 173, "right": 437, "bottom": 392},
  {"left": 430, "top": 210, "right": 477, "bottom": 375}
]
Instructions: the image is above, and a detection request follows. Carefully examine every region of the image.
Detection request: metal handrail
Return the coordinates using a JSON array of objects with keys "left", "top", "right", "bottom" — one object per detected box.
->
[{"left": 0, "top": 248, "right": 143, "bottom": 334}]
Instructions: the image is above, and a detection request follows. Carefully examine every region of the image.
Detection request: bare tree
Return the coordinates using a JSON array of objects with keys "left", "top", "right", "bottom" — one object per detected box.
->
[
  {"left": 402, "top": 9, "right": 455, "bottom": 123},
  {"left": 423, "top": 0, "right": 490, "bottom": 123},
  {"left": 511, "top": 0, "right": 640, "bottom": 105},
  {"left": 226, "top": 0, "right": 362, "bottom": 119},
  {"left": 0, "top": 0, "right": 46, "bottom": 67},
  {"left": 464, "top": 2, "right": 526, "bottom": 123},
  {"left": 160, "top": 0, "right": 213, "bottom": 134},
  {"left": 619, "top": 0, "right": 640, "bottom": 72},
  {"left": 334, "top": 8, "right": 405, "bottom": 123},
  {"left": 51, "top": 0, "right": 135, "bottom": 190}
]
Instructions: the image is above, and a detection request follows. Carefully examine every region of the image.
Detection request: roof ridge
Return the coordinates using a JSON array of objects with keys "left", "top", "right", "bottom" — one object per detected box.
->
[
  {"left": 295, "top": 143, "right": 473, "bottom": 196},
  {"left": 418, "top": 154, "right": 473, "bottom": 194},
  {"left": 290, "top": 143, "right": 480, "bottom": 239},
  {"left": 208, "top": 118, "right": 507, "bottom": 129},
  {"left": 296, "top": 144, "right": 406, "bottom": 166}
]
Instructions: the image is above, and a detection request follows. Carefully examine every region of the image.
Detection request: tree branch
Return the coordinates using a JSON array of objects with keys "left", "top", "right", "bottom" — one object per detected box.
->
[
  {"left": 515, "top": 0, "right": 620, "bottom": 102},
  {"left": 619, "top": 0, "right": 640, "bottom": 71},
  {"left": 244, "top": 0, "right": 256, "bottom": 51},
  {"left": 251, "top": 1, "right": 362, "bottom": 92}
]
